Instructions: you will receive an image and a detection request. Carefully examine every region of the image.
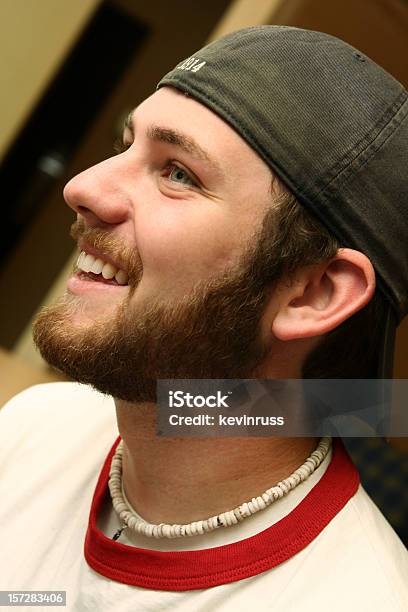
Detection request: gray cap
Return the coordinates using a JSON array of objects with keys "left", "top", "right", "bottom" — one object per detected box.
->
[{"left": 158, "top": 25, "right": 408, "bottom": 377}]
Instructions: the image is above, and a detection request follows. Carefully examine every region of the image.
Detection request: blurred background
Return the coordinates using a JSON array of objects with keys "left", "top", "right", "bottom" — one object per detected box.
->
[{"left": 0, "top": 0, "right": 407, "bottom": 542}]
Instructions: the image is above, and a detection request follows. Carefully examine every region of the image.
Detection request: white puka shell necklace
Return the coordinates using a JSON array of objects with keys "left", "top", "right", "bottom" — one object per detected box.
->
[{"left": 109, "top": 437, "right": 332, "bottom": 540}]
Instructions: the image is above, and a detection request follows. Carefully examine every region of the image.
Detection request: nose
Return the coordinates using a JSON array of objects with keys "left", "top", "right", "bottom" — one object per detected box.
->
[{"left": 63, "top": 154, "right": 132, "bottom": 227}]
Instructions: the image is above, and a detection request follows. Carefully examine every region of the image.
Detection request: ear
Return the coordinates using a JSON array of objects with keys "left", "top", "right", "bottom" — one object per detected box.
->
[{"left": 272, "top": 248, "right": 376, "bottom": 341}]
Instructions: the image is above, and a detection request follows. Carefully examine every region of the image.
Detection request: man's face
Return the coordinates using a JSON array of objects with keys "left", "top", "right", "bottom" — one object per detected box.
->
[{"left": 33, "top": 87, "right": 282, "bottom": 401}]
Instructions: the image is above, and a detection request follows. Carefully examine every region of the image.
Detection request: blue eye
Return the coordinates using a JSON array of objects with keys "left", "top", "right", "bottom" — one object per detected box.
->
[{"left": 168, "top": 165, "right": 194, "bottom": 186}]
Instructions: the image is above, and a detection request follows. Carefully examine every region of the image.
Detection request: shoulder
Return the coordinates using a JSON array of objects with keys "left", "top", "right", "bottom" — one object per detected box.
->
[
  {"left": 0, "top": 382, "right": 117, "bottom": 459},
  {"left": 253, "top": 483, "right": 408, "bottom": 610},
  {"left": 348, "top": 485, "right": 408, "bottom": 576},
  {"left": 1, "top": 381, "right": 113, "bottom": 419},
  {"left": 310, "top": 484, "right": 408, "bottom": 609}
]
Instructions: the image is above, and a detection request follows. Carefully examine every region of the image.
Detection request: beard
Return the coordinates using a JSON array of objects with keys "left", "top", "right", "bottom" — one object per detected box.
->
[{"left": 33, "top": 209, "right": 283, "bottom": 402}]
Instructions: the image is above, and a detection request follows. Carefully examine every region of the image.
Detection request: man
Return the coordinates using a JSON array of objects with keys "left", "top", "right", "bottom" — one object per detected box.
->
[{"left": 1, "top": 25, "right": 407, "bottom": 610}]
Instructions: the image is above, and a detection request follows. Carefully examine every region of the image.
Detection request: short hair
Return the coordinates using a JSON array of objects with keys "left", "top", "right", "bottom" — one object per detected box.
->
[{"left": 265, "top": 186, "right": 387, "bottom": 378}]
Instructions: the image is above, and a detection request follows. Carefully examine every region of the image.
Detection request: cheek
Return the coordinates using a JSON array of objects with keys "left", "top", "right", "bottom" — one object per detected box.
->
[{"left": 135, "top": 206, "right": 241, "bottom": 296}]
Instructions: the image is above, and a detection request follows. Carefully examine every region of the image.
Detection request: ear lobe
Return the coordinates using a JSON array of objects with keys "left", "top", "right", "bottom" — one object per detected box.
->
[{"left": 272, "top": 249, "right": 376, "bottom": 341}]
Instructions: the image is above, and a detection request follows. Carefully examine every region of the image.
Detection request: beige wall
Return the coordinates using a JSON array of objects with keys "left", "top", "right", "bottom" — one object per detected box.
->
[
  {"left": 0, "top": 0, "right": 100, "bottom": 162},
  {"left": 209, "top": 0, "right": 283, "bottom": 40}
]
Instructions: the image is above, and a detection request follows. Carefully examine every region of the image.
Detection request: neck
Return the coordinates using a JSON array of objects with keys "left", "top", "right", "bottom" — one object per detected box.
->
[{"left": 115, "top": 399, "right": 317, "bottom": 524}]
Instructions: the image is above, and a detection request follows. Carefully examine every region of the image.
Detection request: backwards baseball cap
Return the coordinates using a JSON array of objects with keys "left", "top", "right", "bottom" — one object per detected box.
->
[{"left": 157, "top": 25, "right": 408, "bottom": 378}]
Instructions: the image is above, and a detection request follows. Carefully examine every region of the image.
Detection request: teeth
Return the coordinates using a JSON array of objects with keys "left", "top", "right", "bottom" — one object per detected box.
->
[
  {"left": 102, "top": 263, "right": 116, "bottom": 280},
  {"left": 77, "top": 252, "right": 86, "bottom": 269},
  {"left": 76, "top": 250, "right": 129, "bottom": 285},
  {"left": 90, "top": 258, "right": 104, "bottom": 275},
  {"left": 82, "top": 253, "right": 95, "bottom": 273},
  {"left": 115, "top": 269, "right": 128, "bottom": 285}
]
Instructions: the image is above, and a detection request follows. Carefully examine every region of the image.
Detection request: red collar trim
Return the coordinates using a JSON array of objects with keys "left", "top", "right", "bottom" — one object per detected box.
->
[{"left": 84, "top": 438, "right": 359, "bottom": 591}]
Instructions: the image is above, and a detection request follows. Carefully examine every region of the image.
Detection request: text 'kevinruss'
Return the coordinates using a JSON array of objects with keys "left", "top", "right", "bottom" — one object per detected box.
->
[{"left": 169, "top": 414, "right": 285, "bottom": 426}]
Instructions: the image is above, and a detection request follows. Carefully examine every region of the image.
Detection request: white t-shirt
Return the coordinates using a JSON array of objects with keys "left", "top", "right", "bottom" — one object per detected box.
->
[{"left": 0, "top": 382, "right": 407, "bottom": 611}]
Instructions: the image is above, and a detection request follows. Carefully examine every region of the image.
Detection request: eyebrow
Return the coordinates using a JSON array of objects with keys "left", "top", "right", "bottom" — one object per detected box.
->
[{"left": 124, "top": 110, "right": 222, "bottom": 173}]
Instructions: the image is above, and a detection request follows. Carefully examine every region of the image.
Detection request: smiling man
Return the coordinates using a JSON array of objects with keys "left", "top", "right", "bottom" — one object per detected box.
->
[{"left": 1, "top": 26, "right": 408, "bottom": 611}]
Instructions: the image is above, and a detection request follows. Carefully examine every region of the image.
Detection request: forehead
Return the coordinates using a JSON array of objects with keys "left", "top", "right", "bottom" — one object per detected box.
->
[{"left": 127, "top": 86, "right": 269, "bottom": 172}]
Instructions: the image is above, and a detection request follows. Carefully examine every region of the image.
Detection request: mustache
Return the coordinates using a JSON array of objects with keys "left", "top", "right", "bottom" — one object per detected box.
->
[{"left": 70, "top": 219, "right": 143, "bottom": 286}]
